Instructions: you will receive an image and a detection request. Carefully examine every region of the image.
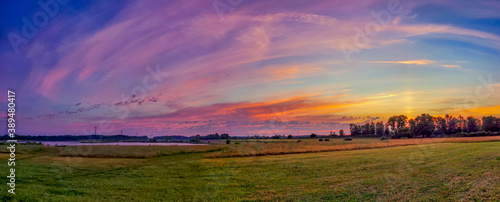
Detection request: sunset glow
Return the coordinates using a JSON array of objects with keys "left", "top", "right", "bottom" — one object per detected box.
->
[{"left": 0, "top": 0, "right": 499, "bottom": 136}]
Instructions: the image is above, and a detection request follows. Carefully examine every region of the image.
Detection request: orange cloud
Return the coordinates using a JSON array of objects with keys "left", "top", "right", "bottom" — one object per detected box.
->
[
  {"left": 440, "top": 65, "right": 460, "bottom": 68},
  {"left": 366, "top": 60, "right": 436, "bottom": 65},
  {"left": 461, "top": 105, "right": 500, "bottom": 116}
]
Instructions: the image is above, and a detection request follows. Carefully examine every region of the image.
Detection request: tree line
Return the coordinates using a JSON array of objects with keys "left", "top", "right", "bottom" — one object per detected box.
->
[{"left": 349, "top": 114, "right": 500, "bottom": 138}]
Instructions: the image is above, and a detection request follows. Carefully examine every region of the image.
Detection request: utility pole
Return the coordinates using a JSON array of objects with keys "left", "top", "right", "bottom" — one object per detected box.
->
[{"left": 94, "top": 126, "right": 97, "bottom": 135}]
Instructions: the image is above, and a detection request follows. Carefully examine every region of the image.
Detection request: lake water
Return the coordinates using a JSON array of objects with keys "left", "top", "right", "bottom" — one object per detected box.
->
[{"left": 18, "top": 141, "right": 205, "bottom": 146}]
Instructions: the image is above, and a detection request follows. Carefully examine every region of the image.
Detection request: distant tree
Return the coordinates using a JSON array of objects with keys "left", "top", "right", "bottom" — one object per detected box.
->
[
  {"left": 482, "top": 116, "right": 500, "bottom": 132},
  {"left": 376, "top": 122, "right": 384, "bottom": 137},
  {"left": 310, "top": 133, "right": 317, "bottom": 138},
  {"left": 478, "top": 119, "right": 483, "bottom": 132},
  {"left": 467, "top": 116, "right": 479, "bottom": 132},
  {"left": 384, "top": 127, "right": 390, "bottom": 136},
  {"left": 288, "top": 135, "right": 293, "bottom": 139},
  {"left": 445, "top": 115, "right": 459, "bottom": 134},
  {"left": 221, "top": 133, "right": 229, "bottom": 139},
  {"left": 339, "top": 129, "right": 345, "bottom": 137},
  {"left": 444, "top": 114, "right": 451, "bottom": 133},
  {"left": 226, "top": 138, "right": 231, "bottom": 144},
  {"left": 349, "top": 124, "right": 360, "bottom": 136},
  {"left": 194, "top": 135, "right": 200, "bottom": 143},
  {"left": 435, "top": 116, "right": 446, "bottom": 135},
  {"left": 414, "top": 114, "right": 435, "bottom": 138},
  {"left": 458, "top": 115, "right": 465, "bottom": 133},
  {"left": 396, "top": 115, "right": 408, "bottom": 133},
  {"left": 363, "top": 123, "right": 370, "bottom": 135},
  {"left": 408, "top": 119, "right": 416, "bottom": 137},
  {"left": 369, "top": 122, "right": 376, "bottom": 135},
  {"left": 386, "top": 116, "right": 397, "bottom": 134}
]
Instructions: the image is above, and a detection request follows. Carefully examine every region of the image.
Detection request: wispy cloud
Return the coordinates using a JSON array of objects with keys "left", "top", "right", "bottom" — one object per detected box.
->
[{"left": 365, "top": 60, "right": 436, "bottom": 65}]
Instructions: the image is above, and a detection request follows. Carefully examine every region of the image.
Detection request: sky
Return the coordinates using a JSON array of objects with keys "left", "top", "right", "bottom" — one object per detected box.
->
[{"left": 0, "top": 0, "right": 499, "bottom": 136}]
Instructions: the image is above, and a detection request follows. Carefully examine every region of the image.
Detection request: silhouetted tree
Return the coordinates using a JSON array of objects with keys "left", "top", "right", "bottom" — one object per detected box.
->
[
  {"left": 369, "top": 122, "right": 376, "bottom": 135},
  {"left": 376, "top": 121, "right": 384, "bottom": 137},
  {"left": 349, "top": 124, "right": 360, "bottom": 136},
  {"left": 435, "top": 116, "right": 446, "bottom": 135},
  {"left": 362, "top": 123, "right": 370, "bottom": 135},
  {"left": 396, "top": 115, "right": 408, "bottom": 133},
  {"left": 445, "top": 115, "right": 459, "bottom": 134},
  {"left": 458, "top": 115, "right": 465, "bottom": 133},
  {"left": 408, "top": 119, "right": 416, "bottom": 137},
  {"left": 466, "top": 116, "right": 479, "bottom": 132},
  {"left": 386, "top": 116, "right": 397, "bottom": 134},
  {"left": 482, "top": 116, "right": 500, "bottom": 132},
  {"left": 415, "top": 114, "right": 435, "bottom": 138}
]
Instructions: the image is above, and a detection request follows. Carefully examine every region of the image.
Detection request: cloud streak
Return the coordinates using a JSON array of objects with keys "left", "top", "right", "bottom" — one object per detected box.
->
[{"left": 440, "top": 65, "right": 460, "bottom": 68}]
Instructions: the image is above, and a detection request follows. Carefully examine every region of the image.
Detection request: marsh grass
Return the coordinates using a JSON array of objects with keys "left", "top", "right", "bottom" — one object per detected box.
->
[
  {"left": 207, "top": 136, "right": 500, "bottom": 158},
  {"left": 0, "top": 145, "right": 55, "bottom": 155},
  {"left": 59, "top": 145, "right": 226, "bottom": 158}
]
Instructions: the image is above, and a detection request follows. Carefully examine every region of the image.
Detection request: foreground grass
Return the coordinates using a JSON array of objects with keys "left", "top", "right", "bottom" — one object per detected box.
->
[{"left": 0, "top": 141, "right": 499, "bottom": 201}]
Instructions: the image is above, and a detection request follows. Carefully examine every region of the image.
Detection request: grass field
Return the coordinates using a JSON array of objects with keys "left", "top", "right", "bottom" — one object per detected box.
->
[{"left": 1, "top": 137, "right": 499, "bottom": 201}]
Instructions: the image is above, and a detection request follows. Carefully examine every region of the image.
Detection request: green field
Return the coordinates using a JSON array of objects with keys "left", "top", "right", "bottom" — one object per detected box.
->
[{"left": 1, "top": 139, "right": 500, "bottom": 201}]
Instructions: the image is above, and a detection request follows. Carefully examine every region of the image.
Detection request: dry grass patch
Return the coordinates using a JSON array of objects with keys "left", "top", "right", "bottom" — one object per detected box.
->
[
  {"left": 208, "top": 136, "right": 500, "bottom": 158},
  {"left": 59, "top": 145, "right": 225, "bottom": 158}
]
